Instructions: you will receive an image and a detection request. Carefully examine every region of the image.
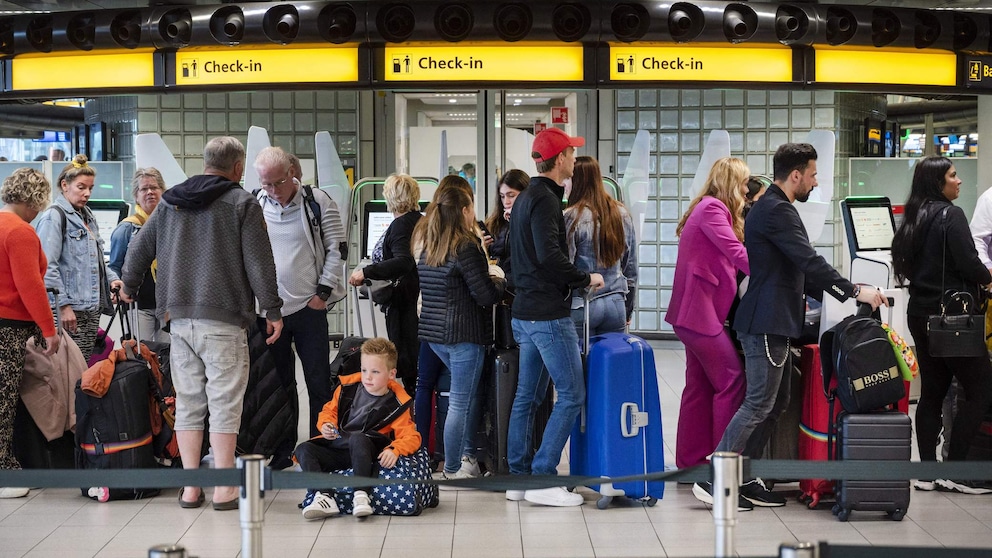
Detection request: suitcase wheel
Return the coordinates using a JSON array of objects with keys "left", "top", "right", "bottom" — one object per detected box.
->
[
  {"left": 831, "top": 503, "right": 840, "bottom": 516},
  {"left": 645, "top": 497, "right": 658, "bottom": 507},
  {"left": 596, "top": 496, "right": 613, "bottom": 510},
  {"left": 836, "top": 507, "right": 851, "bottom": 522},
  {"left": 887, "top": 509, "right": 905, "bottom": 521}
]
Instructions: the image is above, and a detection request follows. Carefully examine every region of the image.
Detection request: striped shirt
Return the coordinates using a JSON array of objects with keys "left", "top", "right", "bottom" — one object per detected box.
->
[{"left": 260, "top": 189, "right": 319, "bottom": 316}]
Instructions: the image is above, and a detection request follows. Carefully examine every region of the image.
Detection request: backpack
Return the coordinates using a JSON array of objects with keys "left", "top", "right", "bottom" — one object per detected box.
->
[{"left": 820, "top": 304, "right": 905, "bottom": 414}]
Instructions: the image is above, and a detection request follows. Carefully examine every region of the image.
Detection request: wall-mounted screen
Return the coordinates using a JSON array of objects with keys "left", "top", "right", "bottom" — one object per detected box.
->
[
  {"left": 86, "top": 200, "right": 129, "bottom": 259},
  {"left": 88, "top": 122, "right": 107, "bottom": 161}
]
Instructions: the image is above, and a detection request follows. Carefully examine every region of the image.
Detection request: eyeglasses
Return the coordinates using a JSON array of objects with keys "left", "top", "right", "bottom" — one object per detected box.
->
[
  {"left": 260, "top": 177, "right": 288, "bottom": 190},
  {"left": 137, "top": 186, "right": 162, "bottom": 194}
]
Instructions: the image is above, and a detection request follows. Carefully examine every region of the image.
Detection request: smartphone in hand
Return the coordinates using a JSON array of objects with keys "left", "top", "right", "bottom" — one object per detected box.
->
[{"left": 477, "top": 220, "right": 491, "bottom": 237}]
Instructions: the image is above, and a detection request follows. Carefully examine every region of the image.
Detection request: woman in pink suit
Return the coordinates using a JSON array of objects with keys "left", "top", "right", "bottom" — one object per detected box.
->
[{"left": 665, "top": 157, "right": 751, "bottom": 469}]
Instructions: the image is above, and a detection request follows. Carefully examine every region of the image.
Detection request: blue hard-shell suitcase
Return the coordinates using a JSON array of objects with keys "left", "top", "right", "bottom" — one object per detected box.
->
[{"left": 570, "top": 328, "right": 665, "bottom": 509}]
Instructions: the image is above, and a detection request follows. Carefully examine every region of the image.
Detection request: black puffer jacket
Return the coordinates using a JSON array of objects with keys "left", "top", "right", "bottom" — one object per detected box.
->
[{"left": 418, "top": 239, "right": 505, "bottom": 345}]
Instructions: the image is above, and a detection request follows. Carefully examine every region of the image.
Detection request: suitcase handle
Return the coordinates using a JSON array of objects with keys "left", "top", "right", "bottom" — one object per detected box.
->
[{"left": 620, "top": 402, "right": 649, "bottom": 438}]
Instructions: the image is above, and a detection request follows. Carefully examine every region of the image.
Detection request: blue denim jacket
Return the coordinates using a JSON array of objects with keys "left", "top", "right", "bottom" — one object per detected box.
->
[
  {"left": 35, "top": 195, "right": 118, "bottom": 312},
  {"left": 564, "top": 205, "right": 638, "bottom": 308}
]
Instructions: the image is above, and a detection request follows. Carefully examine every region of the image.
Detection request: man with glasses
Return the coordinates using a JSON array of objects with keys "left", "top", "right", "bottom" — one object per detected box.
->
[{"left": 253, "top": 146, "right": 346, "bottom": 470}]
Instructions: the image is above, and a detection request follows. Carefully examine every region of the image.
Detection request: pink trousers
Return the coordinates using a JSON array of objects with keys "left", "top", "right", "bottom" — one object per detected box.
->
[{"left": 673, "top": 325, "right": 746, "bottom": 469}]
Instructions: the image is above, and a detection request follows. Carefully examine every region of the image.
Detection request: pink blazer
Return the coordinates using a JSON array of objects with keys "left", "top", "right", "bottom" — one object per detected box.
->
[{"left": 665, "top": 196, "right": 750, "bottom": 337}]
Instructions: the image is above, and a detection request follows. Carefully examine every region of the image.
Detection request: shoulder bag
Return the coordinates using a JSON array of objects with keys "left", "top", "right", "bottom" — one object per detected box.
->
[{"left": 927, "top": 208, "right": 987, "bottom": 358}]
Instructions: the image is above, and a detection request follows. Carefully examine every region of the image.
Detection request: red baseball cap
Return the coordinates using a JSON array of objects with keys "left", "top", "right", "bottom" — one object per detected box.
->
[{"left": 531, "top": 128, "right": 585, "bottom": 163}]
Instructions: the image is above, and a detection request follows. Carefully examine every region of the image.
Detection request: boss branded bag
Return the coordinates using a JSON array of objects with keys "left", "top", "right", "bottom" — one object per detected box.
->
[{"left": 820, "top": 304, "right": 906, "bottom": 414}]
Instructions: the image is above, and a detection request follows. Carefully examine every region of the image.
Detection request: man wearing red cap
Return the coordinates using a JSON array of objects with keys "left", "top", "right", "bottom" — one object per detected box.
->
[{"left": 505, "top": 128, "right": 604, "bottom": 507}]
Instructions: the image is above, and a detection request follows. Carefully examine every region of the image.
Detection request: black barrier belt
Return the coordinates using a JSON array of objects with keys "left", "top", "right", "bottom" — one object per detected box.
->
[
  {"left": 1, "top": 460, "right": 991, "bottom": 492},
  {"left": 824, "top": 545, "right": 989, "bottom": 558}
]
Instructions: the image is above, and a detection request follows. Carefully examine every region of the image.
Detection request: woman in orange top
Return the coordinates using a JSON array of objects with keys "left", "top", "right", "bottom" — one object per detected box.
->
[{"left": 0, "top": 168, "right": 60, "bottom": 499}]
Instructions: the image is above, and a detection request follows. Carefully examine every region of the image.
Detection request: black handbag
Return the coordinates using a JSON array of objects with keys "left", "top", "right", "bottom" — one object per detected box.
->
[
  {"left": 926, "top": 207, "right": 986, "bottom": 358},
  {"left": 928, "top": 291, "right": 985, "bottom": 358},
  {"left": 369, "top": 277, "right": 400, "bottom": 306}
]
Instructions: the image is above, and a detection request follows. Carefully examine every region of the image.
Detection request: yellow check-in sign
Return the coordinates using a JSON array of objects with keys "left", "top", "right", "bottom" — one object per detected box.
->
[
  {"left": 12, "top": 51, "right": 156, "bottom": 90},
  {"left": 175, "top": 47, "right": 358, "bottom": 86},
  {"left": 609, "top": 45, "right": 794, "bottom": 83},
  {"left": 815, "top": 48, "right": 956, "bottom": 87},
  {"left": 384, "top": 45, "right": 584, "bottom": 82}
]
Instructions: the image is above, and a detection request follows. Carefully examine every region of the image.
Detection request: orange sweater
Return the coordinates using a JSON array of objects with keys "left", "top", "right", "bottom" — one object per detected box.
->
[{"left": 0, "top": 212, "right": 55, "bottom": 337}]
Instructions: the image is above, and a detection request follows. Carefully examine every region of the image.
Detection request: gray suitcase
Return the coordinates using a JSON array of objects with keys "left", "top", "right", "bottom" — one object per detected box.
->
[{"left": 832, "top": 411, "right": 911, "bottom": 521}]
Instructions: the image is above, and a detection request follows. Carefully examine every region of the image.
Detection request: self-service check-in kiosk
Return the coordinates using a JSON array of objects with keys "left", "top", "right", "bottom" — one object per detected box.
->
[{"left": 821, "top": 196, "right": 913, "bottom": 348}]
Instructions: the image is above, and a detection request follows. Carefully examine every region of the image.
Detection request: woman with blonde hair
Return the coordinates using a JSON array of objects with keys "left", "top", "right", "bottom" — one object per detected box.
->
[
  {"left": 414, "top": 176, "right": 504, "bottom": 482},
  {"left": 35, "top": 155, "right": 121, "bottom": 362},
  {"left": 665, "top": 157, "right": 751, "bottom": 472},
  {"left": 564, "top": 156, "right": 637, "bottom": 336},
  {"left": 109, "top": 168, "right": 166, "bottom": 341},
  {"left": 0, "top": 168, "right": 60, "bottom": 499},
  {"left": 349, "top": 173, "right": 422, "bottom": 395}
]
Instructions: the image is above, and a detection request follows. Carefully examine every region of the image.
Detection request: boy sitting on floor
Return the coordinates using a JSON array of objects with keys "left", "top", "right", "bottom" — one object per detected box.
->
[{"left": 295, "top": 337, "right": 422, "bottom": 519}]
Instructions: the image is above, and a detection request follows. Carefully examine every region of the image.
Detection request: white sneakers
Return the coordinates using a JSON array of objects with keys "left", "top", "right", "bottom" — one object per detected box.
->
[
  {"left": 302, "top": 491, "right": 340, "bottom": 520},
  {"left": 435, "top": 456, "right": 482, "bottom": 491},
  {"left": 505, "top": 490, "right": 526, "bottom": 501},
  {"left": 459, "top": 456, "right": 480, "bottom": 477},
  {"left": 0, "top": 487, "right": 29, "bottom": 499},
  {"left": 524, "top": 487, "right": 584, "bottom": 507},
  {"left": 352, "top": 490, "right": 373, "bottom": 518}
]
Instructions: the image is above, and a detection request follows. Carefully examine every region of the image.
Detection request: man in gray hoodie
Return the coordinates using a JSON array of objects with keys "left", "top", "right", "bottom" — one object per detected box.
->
[{"left": 121, "top": 136, "right": 283, "bottom": 510}]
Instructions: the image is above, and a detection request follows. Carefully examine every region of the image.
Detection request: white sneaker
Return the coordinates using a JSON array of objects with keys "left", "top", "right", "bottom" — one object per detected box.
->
[
  {"left": 352, "top": 490, "right": 373, "bottom": 518},
  {"left": 302, "top": 491, "right": 340, "bottom": 520},
  {"left": 458, "top": 456, "right": 481, "bottom": 477},
  {"left": 914, "top": 480, "right": 937, "bottom": 492},
  {"left": 0, "top": 487, "right": 29, "bottom": 499},
  {"left": 434, "top": 469, "right": 476, "bottom": 491},
  {"left": 524, "top": 486, "right": 584, "bottom": 507},
  {"left": 505, "top": 490, "right": 526, "bottom": 501}
]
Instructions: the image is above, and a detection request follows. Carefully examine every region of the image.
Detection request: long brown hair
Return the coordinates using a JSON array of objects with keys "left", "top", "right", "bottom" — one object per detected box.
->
[
  {"left": 485, "top": 169, "right": 529, "bottom": 240},
  {"left": 676, "top": 157, "right": 748, "bottom": 242},
  {"left": 566, "top": 156, "right": 625, "bottom": 268},
  {"left": 416, "top": 176, "right": 479, "bottom": 267}
]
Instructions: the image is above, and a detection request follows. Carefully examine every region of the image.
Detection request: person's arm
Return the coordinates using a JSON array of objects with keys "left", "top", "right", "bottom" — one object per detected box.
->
[
  {"left": 767, "top": 202, "right": 855, "bottom": 301},
  {"left": 240, "top": 201, "right": 283, "bottom": 320},
  {"left": 460, "top": 241, "right": 505, "bottom": 306},
  {"left": 621, "top": 207, "right": 638, "bottom": 320},
  {"left": 34, "top": 209, "right": 66, "bottom": 298},
  {"left": 697, "top": 200, "right": 749, "bottom": 276},
  {"left": 364, "top": 214, "right": 418, "bottom": 281},
  {"left": 120, "top": 212, "right": 158, "bottom": 300},
  {"left": 107, "top": 222, "right": 134, "bottom": 278},
  {"left": 8, "top": 230, "right": 57, "bottom": 338},
  {"left": 947, "top": 205, "right": 992, "bottom": 286},
  {"left": 531, "top": 196, "right": 589, "bottom": 289},
  {"left": 385, "top": 406, "right": 422, "bottom": 456},
  {"left": 970, "top": 191, "right": 992, "bottom": 269},
  {"left": 315, "top": 387, "right": 341, "bottom": 438}
]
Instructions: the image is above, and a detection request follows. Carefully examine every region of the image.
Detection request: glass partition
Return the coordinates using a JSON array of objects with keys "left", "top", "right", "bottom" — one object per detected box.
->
[{"left": 849, "top": 157, "right": 978, "bottom": 219}]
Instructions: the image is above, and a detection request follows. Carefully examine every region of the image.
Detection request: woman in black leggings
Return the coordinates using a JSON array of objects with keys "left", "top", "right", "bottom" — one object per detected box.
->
[{"left": 892, "top": 156, "right": 992, "bottom": 494}]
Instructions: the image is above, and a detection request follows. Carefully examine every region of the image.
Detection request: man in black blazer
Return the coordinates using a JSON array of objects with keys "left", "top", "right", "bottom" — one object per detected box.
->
[{"left": 692, "top": 143, "right": 887, "bottom": 510}]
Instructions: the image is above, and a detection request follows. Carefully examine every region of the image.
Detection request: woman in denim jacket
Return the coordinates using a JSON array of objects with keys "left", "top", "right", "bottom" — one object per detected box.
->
[
  {"left": 564, "top": 156, "right": 637, "bottom": 337},
  {"left": 34, "top": 155, "right": 121, "bottom": 361}
]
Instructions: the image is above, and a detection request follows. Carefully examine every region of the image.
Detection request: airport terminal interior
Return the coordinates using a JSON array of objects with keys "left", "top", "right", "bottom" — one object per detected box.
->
[{"left": 2, "top": 0, "right": 992, "bottom": 556}]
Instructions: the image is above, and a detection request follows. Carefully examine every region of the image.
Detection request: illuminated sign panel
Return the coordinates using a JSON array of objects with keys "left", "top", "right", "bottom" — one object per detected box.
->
[
  {"left": 965, "top": 56, "right": 992, "bottom": 90},
  {"left": 12, "top": 52, "right": 155, "bottom": 90},
  {"left": 609, "top": 45, "right": 793, "bottom": 83},
  {"left": 815, "top": 49, "right": 956, "bottom": 87},
  {"left": 383, "top": 45, "right": 584, "bottom": 82},
  {"left": 175, "top": 47, "right": 358, "bottom": 86}
]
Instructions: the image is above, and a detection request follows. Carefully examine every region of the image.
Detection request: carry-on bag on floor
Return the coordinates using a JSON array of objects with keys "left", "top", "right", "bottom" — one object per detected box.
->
[
  {"left": 831, "top": 411, "right": 911, "bottom": 522},
  {"left": 330, "top": 447, "right": 439, "bottom": 516},
  {"left": 569, "top": 294, "right": 665, "bottom": 509},
  {"left": 481, "top": 346, "right": 553, "bottom": 475},
  {"left": 15, "top": 287, "right": 87, "bottom": 469},
  {"left": 75, "top": 300, "right": 161, "bottom": 501},
  {"left": 798, "top": 344, "right": 841, "bottom": 509}
]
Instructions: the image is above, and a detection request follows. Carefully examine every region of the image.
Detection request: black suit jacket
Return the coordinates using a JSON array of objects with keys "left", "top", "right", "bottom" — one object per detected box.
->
[{"left": 733, "top": 184, "right": 855, "bottom": 338}]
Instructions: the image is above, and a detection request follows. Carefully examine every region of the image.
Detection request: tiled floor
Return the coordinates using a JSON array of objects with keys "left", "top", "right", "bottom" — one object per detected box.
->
[{"left": 2, "top": 341, "right": 991, "bottom": 558}]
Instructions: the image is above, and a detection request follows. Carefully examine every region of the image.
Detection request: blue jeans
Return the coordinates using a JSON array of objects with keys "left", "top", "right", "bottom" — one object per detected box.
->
[
  {"left": 428, "top": 342, "right": 486, "bottom": 474},
  {"left": 715, "top": 332, "right": 791, "bottom": 457},
  {"left": 508, "top": 317, "right": 585, "bottom": 476},
  {"left": 570, "top": 293, "right": 627, "bottom": 340},
  {"left": 414, "top": 342, "right": 446, "bottom": 447}
]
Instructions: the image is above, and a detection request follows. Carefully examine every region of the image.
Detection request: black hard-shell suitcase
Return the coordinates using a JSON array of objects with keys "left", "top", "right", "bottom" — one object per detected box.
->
[
  {"left": 832, "top": 411, "right": 911, "bottom": 522},
  {"left": 483, "top": 346, "right": 552, "bottom": 475}
]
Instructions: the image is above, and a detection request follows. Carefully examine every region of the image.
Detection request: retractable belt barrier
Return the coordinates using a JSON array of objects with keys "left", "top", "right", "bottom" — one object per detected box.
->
[{"left": 2, "top": 459, "right": 990, "bottom": 491}]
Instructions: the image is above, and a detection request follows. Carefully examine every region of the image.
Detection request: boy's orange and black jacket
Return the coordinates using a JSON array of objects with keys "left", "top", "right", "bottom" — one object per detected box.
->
[{"left": 314, "top": 372, "right": 422, "bottom": 456}]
